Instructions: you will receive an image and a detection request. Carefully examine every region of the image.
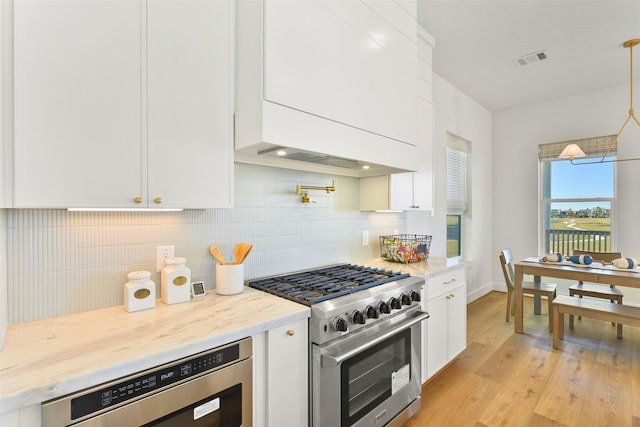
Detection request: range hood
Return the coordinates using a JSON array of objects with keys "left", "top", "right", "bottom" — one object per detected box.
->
[
  {"left": 235, "top": 143, "right": 413, "bottom": 178},
  {"left": 233, "top": 99, "right": 422, "bottom": 178},
  {"left": 233, "top": 0, "right": 423, "bottom": 178}
]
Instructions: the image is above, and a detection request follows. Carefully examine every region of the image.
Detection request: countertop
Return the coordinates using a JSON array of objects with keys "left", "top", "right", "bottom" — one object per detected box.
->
[
  {"left": 360, "top": 256, "right": 467, "bottom": 278},
  {"left": 0, "top": 287, "right": 310, "bottom": 415}
]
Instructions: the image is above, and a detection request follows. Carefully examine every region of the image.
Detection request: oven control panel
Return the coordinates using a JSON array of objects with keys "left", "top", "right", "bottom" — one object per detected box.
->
[
  {"left": 310, "top": 277, "right": 425, "bottom": 344},
  {"left": 330, "top": 291, "right": 420, "bottom": 332},
  {"left": 48, "top": 339, "right": 249, "bottom": 422}
]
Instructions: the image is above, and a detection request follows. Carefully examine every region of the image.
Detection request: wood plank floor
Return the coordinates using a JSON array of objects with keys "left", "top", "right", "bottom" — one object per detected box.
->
[{"left": 404, "top": 291, "right": 640, "bottom": 427}]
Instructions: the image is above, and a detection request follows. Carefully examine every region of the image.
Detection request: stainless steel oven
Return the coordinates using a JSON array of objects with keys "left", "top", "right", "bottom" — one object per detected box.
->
[
  {"left": 312, "top": 306, "right": 427, "bottom": 427},
  {"left": 42, "top": 338, "right": 252, "bottom": 427},
  {"left": 247, "top": 263, "right": 427, "bottom": 427}
]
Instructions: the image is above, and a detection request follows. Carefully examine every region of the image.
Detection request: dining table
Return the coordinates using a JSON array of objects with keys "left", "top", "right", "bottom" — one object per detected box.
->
[{"left": 513, "top": 257, "right": 640, "bottom": 333}]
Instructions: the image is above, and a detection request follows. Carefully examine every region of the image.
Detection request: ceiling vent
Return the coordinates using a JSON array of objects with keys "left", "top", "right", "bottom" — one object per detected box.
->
[{"left": 513, "top": 50, "right": 548, "bottom": 67}]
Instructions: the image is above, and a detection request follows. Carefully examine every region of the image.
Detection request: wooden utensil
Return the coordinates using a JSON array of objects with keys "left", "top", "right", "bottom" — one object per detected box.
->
[
  {"left": 234, "top": 243, "right": 253, "bottom": 264},
  {"left": 209, "top": 246, "right": 226, "bottom": 265}
]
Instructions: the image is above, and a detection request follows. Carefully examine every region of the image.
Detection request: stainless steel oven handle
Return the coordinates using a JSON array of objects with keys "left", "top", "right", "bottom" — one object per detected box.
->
[{"left": 321, "top": 311, "right": 429, "bottom": 367}]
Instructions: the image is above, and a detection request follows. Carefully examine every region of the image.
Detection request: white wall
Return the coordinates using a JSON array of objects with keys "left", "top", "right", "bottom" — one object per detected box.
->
[
  {"left": 409, "top": 73, "right": 494, "bottom": 303},
  {"left": 493, "top": 83, "right": 640, "bottom": 303}
]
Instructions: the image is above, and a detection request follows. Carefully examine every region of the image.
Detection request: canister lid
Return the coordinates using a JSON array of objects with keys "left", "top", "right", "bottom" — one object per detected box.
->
[
  {"left": 127, "top": 271, "right": 152, "bottom": 281},
  {"left": 164, "top": 257, "right": 186, "bottom": 266}
]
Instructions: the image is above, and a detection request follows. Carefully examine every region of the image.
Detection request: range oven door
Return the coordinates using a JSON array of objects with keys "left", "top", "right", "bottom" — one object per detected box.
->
[{"left": 312, "top": 308, "right": 428, "bottom": 427}]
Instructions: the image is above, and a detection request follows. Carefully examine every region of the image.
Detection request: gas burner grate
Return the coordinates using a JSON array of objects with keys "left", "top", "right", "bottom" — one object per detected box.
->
[{"left": 246, "top": 264, "right": 410, "bottom": 305}]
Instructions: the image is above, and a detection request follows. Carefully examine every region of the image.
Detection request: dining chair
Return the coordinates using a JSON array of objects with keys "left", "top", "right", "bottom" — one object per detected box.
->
[
  {"left": 568, "top": 249, "right": 624, "bottom": 336},
  {"left": 499, "top": 248, "right": 558, "bottom": 331}
]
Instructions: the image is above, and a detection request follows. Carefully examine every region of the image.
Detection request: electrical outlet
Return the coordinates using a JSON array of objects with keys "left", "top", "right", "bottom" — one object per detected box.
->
[
  {"left": 156, "top": 245, "right": 175, "bottom": 272},
  {"left": 362, "top": 231, "right": 369, "bottom": 247}
]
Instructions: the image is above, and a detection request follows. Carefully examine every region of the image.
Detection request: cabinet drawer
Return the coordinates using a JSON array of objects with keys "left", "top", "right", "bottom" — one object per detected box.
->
[{"left": 427, "top": 268, "right": 466, "bottom": 299}]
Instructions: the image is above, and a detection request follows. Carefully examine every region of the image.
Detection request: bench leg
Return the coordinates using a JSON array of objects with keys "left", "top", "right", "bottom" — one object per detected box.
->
[
  {"left": 547, "top": 294, "right": 553, "bottom": 332},
  {"left": 577, "top": 295, "right": 582, "bottom": 319},
  {"left": 569, "top": 313, "right": 574, "bottom": 329},
  {"left": 615, "top": 296, "right": 623, "bottom": 336},
  {"left": 617, "top": 323, "right": 623, "bottom": 339},
  {"left": 610, "top": 299, "right": 616, "bottom": 326},
  {"left": 553, "top": 305, "right": 563, "bottom": 349}
]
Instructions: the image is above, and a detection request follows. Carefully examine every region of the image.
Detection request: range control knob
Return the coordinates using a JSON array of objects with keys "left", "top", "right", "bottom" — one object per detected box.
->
[
  {"left": 333, "top": 317, "right": 348, "bottom": 332},
  {"left": 366, "top": 305, "right": 379, "bottom": 319},
  {"left": 410, "top": 291, "right": 421, "bottom": 302},
  {"left": 389, "top": 297, "right": 402, "bottom": 310},
  {"left": 401, "top": 293, "right": 412, "bottom": 306},
  {"left": 378, "top": 301, "right": 391, "bottom": 314},
  {"left": 352, "top": 310, "right": 366, "bottom": 325}
]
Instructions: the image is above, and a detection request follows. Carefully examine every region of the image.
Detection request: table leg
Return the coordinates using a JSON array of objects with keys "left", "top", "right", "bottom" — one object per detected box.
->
[
  {"left": 533, "top": 275, "right": 542, "bottom": 315},
  {"left": 514, "top": 264, "right": 524, "bottom": 333}
]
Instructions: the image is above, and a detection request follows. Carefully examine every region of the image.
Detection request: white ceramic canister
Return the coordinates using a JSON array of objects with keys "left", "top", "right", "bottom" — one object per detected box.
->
[
  {"left": 161, "top": 257, "right": 191, "bottom": 304},
  {"left": 124, "top": 271, "right": 156, "bottom": 312},
  {"left": 216, "top": 263, "right": 244, "bottom": 295}
]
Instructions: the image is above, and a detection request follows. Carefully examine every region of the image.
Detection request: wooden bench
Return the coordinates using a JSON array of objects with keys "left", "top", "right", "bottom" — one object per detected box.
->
[
  {"left": 552, "top": 295, "right": 640, "bottom": 349},
  {"left": 568, "top": 283, "right": 624, "bottom": 332}
]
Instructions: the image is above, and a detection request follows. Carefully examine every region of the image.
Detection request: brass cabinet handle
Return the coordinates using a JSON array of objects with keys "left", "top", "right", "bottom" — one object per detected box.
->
[
  {"left": 287, "top": 330, "right": 295, "bottom": 336},
  {"left": 410, "top": 205, "right": 420, "bottom": 209},
  {"left": 154, "top": 197, "right": 162, "bottom": 204},
  {"left": 134, "top": 197, "right": 143, "bottom": 204}
]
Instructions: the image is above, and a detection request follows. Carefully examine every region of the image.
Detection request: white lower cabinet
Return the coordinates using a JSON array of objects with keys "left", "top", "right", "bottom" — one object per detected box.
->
[
  {"left": 253, "top": 318, "right": 309, "bottom": 427},
  {"left": 0, "top": 405, "right": 40, "bottom": 427},
  {"left": 422, "top": 268, "right": 467, "bottom": 382}
]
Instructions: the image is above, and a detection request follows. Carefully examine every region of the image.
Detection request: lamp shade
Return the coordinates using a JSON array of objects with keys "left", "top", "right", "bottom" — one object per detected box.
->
[{"left": 559, "top": 143, "right": 586, "bottom": 160}]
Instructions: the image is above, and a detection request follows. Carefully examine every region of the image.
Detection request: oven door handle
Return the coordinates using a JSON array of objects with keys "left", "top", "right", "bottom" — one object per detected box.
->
[{"left": 321, "top": 311, "right": 429, "bottom": 367}]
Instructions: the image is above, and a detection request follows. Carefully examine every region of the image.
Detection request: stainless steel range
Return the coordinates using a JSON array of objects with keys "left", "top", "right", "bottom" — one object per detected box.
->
[{"left": 247, "top": 264, "right": 428, "bottom": 427}]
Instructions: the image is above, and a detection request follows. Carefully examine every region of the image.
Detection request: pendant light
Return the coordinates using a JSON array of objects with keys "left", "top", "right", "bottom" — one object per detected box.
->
[{"left": 559, "top": 39, "right": 640, "bottom": 164}]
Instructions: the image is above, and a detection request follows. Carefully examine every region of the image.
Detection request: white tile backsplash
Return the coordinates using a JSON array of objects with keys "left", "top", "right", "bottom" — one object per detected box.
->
[{"left": 5, "top": 163, "right": 406, "bottom": 323}]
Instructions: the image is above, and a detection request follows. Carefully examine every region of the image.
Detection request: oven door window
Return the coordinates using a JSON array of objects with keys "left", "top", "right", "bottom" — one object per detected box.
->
[
  {"left": 142, "top": 384, "right": 243, "bottom": 427},
  {"left": 340, "top": 328, "right": 411, "bottom": 426}
]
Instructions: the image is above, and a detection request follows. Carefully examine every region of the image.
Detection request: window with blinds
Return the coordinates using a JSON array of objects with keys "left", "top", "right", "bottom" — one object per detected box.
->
[
  {"left": 538, "top": 135, "right": 616, "bottom": 161},
  {"left": 447, "top": 134, "right": 468, "bottom": 212},
  {"left": 539, "top": 135, "right": 615, "bottom": 255},
  {"left": 447, "top": 133, "right": 469, "bottom": 258}
]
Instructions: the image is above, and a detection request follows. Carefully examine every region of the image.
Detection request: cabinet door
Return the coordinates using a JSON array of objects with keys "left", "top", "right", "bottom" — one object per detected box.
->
[
  {"left": 389, "top": 173, "right": 413, "bottom": 210},
  {"left": 266, "top": 319, "right": 308, "bottom": 427},
  {"left": 13, "top": 0, "right": 142, "bottom": 208},
  {"left": 426, "top": 293, "right": 448, "bottom": 379},
  {"left": 147, "top": 0, "right": 233, "bottom": 208},
  {"left": 447, "top": 284, "right": 467, "bottom": 360},
  {"left": 264, "top": 0, "right": 416, "bottom": 146}
]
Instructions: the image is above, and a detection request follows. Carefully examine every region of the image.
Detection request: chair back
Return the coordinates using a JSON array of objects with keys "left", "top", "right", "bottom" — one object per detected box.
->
[
  {"left": 499, "top": 249, "right": 515, "bottom": 292},
  {"left": 573, "top": 249, "right": 622, "bottom": 264}
]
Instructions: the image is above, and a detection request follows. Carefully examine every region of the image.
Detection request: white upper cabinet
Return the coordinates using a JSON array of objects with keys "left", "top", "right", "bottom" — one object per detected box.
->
[
  {"left": 235, "top": 0, "right": 422, "bottom": 176},
  {"left": 10, "top": 0, "right": 233, "bottom": 208},
  {"left": 147, "top": 0, "right": 233, "bottom": 209},
  {"left": 13, "top": 0, "right": 142, "bottom": 208}
]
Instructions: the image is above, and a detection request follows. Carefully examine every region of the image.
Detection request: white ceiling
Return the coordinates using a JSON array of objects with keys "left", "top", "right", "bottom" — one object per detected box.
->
[{"left": 417, "top": 0, "right": 640, "bottom": 112}]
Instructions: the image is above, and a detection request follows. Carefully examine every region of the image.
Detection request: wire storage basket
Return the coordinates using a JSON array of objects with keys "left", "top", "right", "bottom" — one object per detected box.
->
[{"left": 379, "top": 234, "right": 432, "bottom": 264}]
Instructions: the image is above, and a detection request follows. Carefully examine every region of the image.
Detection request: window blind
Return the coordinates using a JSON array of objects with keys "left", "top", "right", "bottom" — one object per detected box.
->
[
  {"left": 447, "top": 134, "right": 468, "bottom": 212},
  {"left": 538, "top": 135, "right": 617, "bottom": 161}
]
